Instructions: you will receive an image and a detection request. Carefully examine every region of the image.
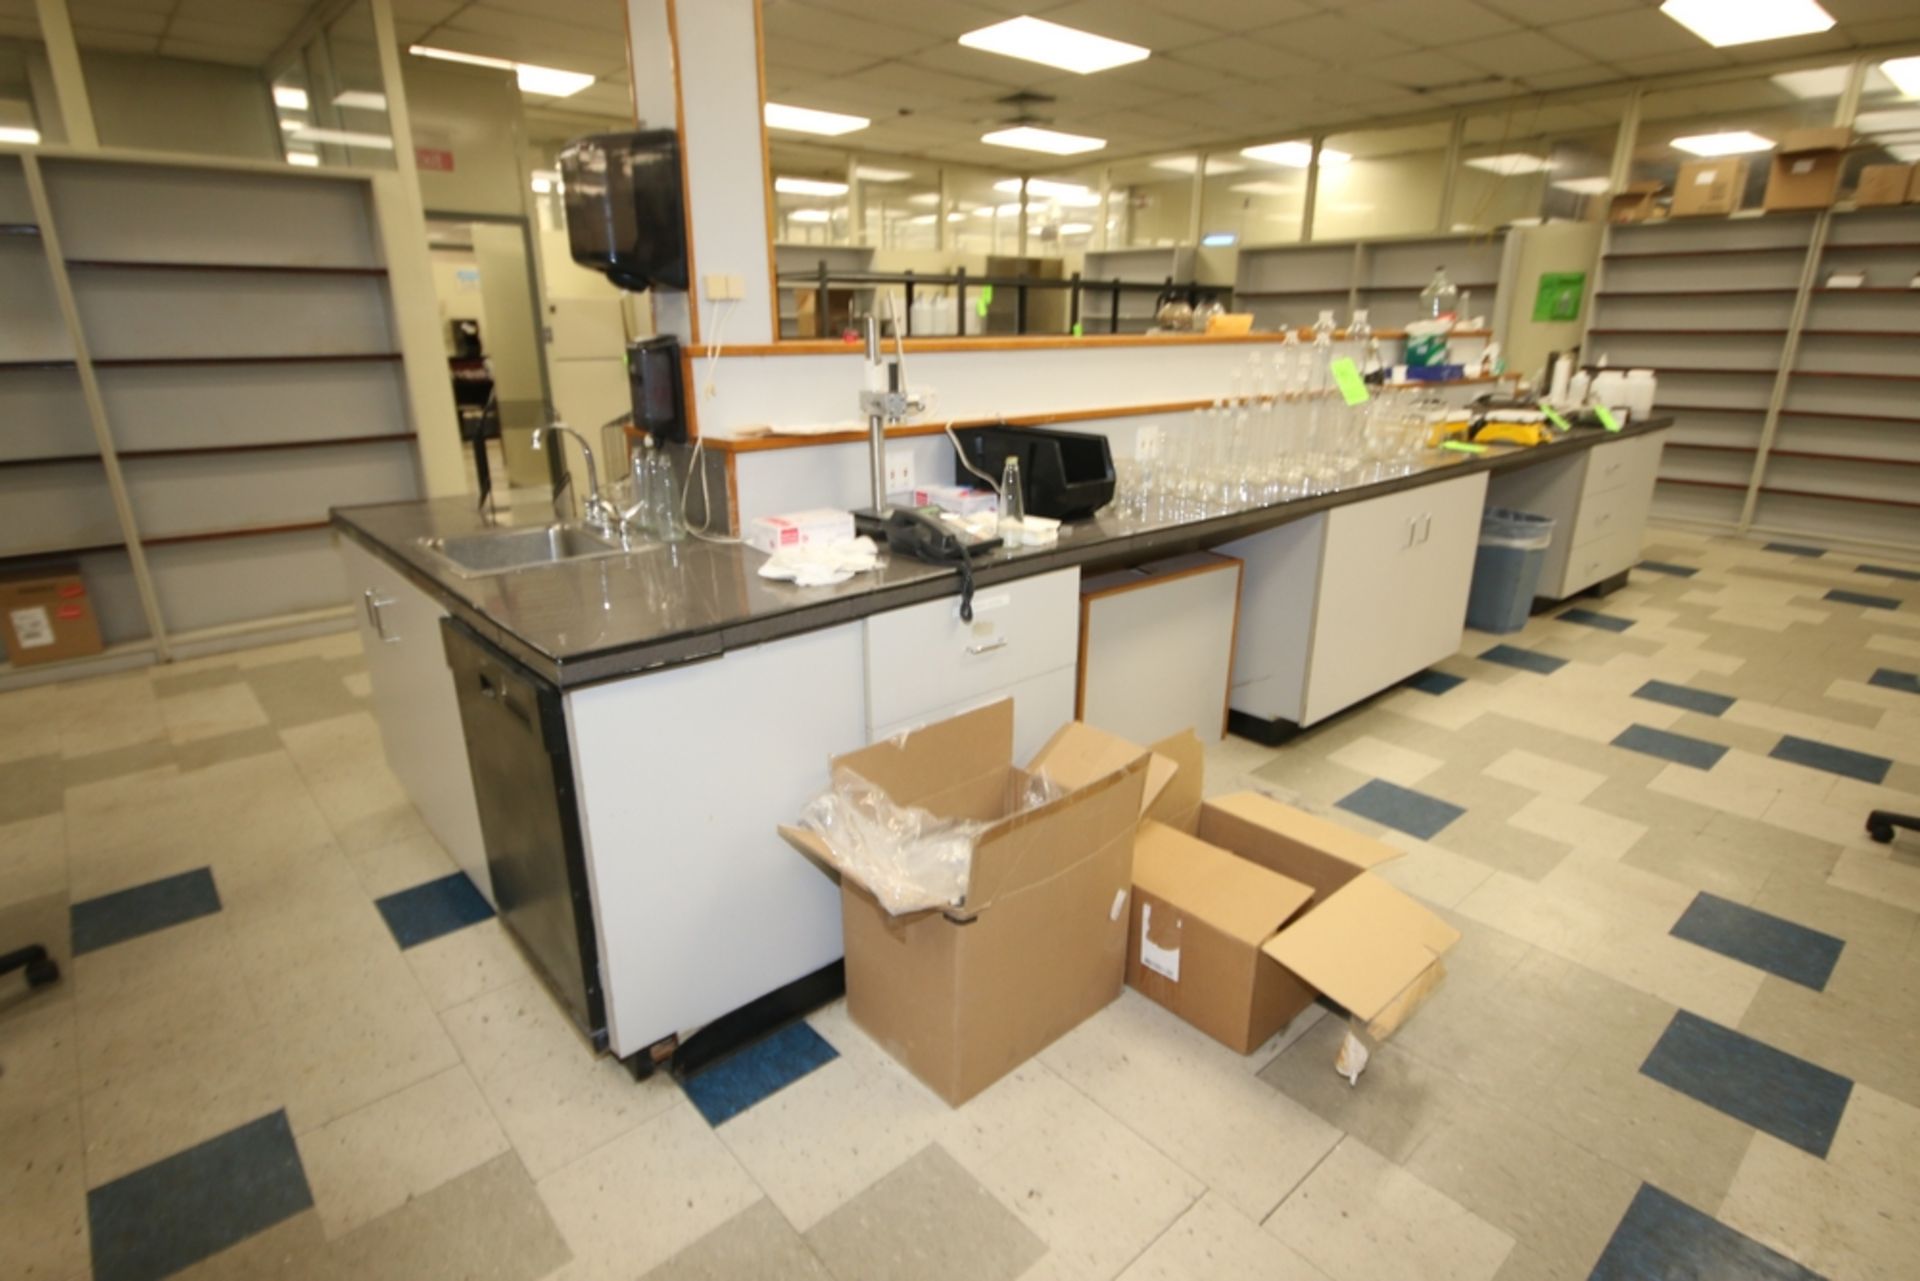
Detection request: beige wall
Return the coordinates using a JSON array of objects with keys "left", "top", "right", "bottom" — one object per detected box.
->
[
  {"left": 1313, "top": 152, "right": 1448, "bottom": 239},
  {"left": 403, "top": 59, "right": 527, "bottom": 217},
  {"left": 81, "top": 50, "right": 278, "bottom": 160}
]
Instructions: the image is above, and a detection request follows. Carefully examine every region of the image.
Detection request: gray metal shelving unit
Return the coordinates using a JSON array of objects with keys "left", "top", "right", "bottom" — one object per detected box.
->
[{"left": 1235, "top": 229, "right": 1514, "bottom": 336}]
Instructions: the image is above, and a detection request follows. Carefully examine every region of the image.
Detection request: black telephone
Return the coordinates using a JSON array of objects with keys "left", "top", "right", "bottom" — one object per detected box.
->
[{"left": 882, "top": 507, "right": 1001, "bottom": 622}]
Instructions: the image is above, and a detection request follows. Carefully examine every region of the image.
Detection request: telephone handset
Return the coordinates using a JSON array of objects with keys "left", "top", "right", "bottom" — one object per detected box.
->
[{"left": 882, "top": 506, "right": 1002, "bottom": 622}]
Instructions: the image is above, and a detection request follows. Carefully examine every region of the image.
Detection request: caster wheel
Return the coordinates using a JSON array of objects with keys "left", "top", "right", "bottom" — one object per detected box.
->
[
  {"left": 1868, "top": 824, "right": 1895, "bottom": 845},
  {"left": 25, "top": 958, "right": 59, "bottom": 988}
]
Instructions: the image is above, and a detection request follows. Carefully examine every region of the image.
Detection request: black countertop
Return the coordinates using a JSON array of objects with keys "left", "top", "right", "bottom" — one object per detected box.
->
[{"left": 333, "top": 419, "right": 1669, "bottom": 688}]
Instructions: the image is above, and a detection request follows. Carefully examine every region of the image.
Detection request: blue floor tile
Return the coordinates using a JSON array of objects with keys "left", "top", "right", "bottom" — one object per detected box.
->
[
  {"left": 1638, "top": 560, "right": 1699, "bottom": 577},
  {"left": 681, "top": 1021, "right": 840, "bottom": 1126},
  {"left": 1336, "top": 778, "right": 1465, "bottom": 841},
  {"left": 1558, "top": 607, "right": 1634, "bottom": 633},
  {"left": 89, "top": 1110, "right": 313, "bottom": 1281},
  {"left": 1633, "top": 679, "right": 1735, "bottom": 718},
  {"left": 1857, "top": 563, "right": 1920, "bottom": 583},
  {"left": 1764, "top": 542, "right": 1826, "bottom": 558},
  {"left": 1770, "top": 735, "right": 1892, "bottom": 786},
  {"left": 1612, "top": 724, "right": 1728, "bottom": 771},
  {"left": 70, "top": 867, "right": 221, "bottom": 956},
  {"left": 1869, "top": 668, "right": 1920, "bottom": 695},
  {"left": 374, "top": 872, "right": 495, "bottom": 950},
  {"left": 1825, "top": 588, "right": 1901, "bottom": 611},
  {"left": 1641, "top": 1011, "right": 1852, "bottom": 1158},
  {"left": 1670, "top": 892, "right": 1845, "bottom": 991},
  {"left": 1478, "top": 644, "right": 1567, "bottom": 675},
  {"left": 1591, "top": 1184, "right": 1823, "bottom": 1281},
  {"left": 1405, "top": 669, "right": 1464, "bottom": 695}
]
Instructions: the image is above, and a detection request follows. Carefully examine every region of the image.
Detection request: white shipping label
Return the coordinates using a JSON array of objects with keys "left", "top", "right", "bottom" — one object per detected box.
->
[
  {"left": 1696, "top": 170, "right": 1715, "bottom": 186},
  {"left": 1792, "top": 159, "right": 1815, "bottom": 175},
  {"left": 1138, "top": 903, "right": 1180, "bottom": 982},
  {"left": 9, "top": 606, "right": 54, "bottom": 649}
]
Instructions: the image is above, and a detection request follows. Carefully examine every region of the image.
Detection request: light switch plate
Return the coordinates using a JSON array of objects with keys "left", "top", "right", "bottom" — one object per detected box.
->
[{"left": 885, "top": 449, "right": 915, "bottom": 495}]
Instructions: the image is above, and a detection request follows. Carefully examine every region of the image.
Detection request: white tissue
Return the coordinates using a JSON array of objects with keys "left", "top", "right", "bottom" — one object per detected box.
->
[{"left": 757, "top": 536, "right": 880, "bottom": 587}]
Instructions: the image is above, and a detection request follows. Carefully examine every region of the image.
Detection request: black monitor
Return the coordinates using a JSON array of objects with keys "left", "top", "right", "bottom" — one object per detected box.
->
[{"left": 559, "top": 130, "right": 688, "bottom": 292}]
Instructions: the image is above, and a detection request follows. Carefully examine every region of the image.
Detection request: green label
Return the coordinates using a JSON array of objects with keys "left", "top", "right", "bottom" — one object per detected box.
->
[
  {"left": 1072, "top": 321, "right": 1083, "bottom": 337},
  {"left": 980, "top": 284, "right": 994, "bottom": 305},
  {"left": 1594, "top": 404, "right": 1622, "bottom": 433},
  {"left": 1533, "top": 271, "right": 1586, "bottom": 323},
  {"left": 1330, "top": 356, "right": 1368, "bottom": 406},
  {"left": 1541, "top": 405, "right": 1571, "bottom": 432},
  {"left": 1442, "top": 440, "right": 1489, "bottom": 455}
]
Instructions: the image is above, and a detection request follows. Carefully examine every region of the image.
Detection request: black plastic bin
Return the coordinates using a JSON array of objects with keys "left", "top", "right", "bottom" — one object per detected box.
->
[{"left": 954, "top": 424, "right": 1115, "bottom": 520}]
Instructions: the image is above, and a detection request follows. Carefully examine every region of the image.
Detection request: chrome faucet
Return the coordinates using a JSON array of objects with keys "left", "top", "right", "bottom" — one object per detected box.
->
[{"left": 532, "top": 423, "right": 620, "bottom": 534}]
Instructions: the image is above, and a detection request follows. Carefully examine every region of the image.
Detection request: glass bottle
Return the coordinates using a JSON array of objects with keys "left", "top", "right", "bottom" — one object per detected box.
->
[
  {"left": 998, "top": 456, "right": 1025, "bottom": 546},
  {"left": 1420, "top": 266, "right": 1459, "bottom": 325},
  {"left": 646, "top": 435, "right": 686, "bottom": 543}
]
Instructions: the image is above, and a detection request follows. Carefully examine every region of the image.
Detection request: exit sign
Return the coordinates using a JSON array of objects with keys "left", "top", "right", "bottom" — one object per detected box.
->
[{"left": 416, "top": 147, "right": 455, "bottom": 172}]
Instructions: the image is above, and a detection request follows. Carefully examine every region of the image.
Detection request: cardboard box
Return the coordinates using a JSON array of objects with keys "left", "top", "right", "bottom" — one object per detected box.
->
[
  {"left": 1124, "top": 737, "right": 1460, "bottom": 1055},
  {"left": 1, "top": 564, "right": 105, "bottom": 667},
  {"left": 1607, "top": 181, "right": 1663, "bottom": 225},
  {"left": 745, "top": 508, "right": 855, "bottom": 554},
  {"left": 1765, "top": 128, "right": 1850, "bottom": 211},
  {"left": 1910, "top": 165, "right": 1920, "bottom": 204},
  {"left": 1672, "top": 158, "right": 1748, "bottom": 217},
  {"left": 779, "top": 700, "right": 1174, "bottom": 1105},
  {"left": 1856, "top": 163, "right": 1913, "bottom": 208}
]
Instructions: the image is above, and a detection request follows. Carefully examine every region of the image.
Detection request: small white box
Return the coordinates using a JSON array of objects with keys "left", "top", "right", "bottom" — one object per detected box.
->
[
  {"left": 746, "top": 508, "right": 856, "bottom": 554},
  {"left": 912, "top": 484, "right": 998, "bottom": 516}
]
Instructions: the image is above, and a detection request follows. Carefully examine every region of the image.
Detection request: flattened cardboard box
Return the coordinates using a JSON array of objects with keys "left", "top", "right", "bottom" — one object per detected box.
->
[
  {"left": 779, "top": 700, "right": 1173, "bottom": 1105},
  {"left": 0, "top": 564, "right": 104, "bottom": 667},
  {"left": 1125, "top": 738, "right": 1459, "bottom": 1055},
  {"left": 1855, "top": 163, "right": 1912, "bottom": 208}
]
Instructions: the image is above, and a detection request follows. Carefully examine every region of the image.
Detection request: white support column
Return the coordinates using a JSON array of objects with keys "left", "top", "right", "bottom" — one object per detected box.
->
[{"left": 34, "top": 0, "right": 98, "bottom": 148}]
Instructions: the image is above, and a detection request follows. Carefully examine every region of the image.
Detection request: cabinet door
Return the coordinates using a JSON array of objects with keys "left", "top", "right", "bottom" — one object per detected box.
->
[
  {"left": 872, "top": 666, "right": 1077, "bottom": 764},
  {"left": 334, "top": 537, "right": 491, "bottom": 900},
  {"left": 1302, "top": 474, "right": 1486, "bottom": 725}
]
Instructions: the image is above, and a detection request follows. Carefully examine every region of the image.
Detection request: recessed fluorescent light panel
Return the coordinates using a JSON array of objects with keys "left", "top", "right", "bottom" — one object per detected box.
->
[
  {"left": 407, "top": 46, "right": 594, "bottom": 98},
  {"left": 763, "top": 102, "right": 869, "bottom": 136},
  {"left": 0, "top": 125, "right": 42, "bottom": 145},
  {"left": 286, "top": 152, "right": 320, "bottom": 167},
  {"left": 290, "top": 127, "right": 395, "bottom": 150},
  {"left": 1241, "top": 141, "right": 1350, "bottom": 169},
  {"left": 993, "top": 177, "right": 1100, "bottom": 204},
  {"left": 1058, "top": 222, "right": 1094, "bottom": 235},
  {"left": 1150, "top": 155, "right": 1246, "bottom": 176},
  {"left": 788, "top": 209, "right": 830, "bottom": 223},
  {"left": 854, "top": 166, "right": 912, "bottom": 182},
  {"left": 958, "top": 16, "right": 1149, "bottom": 75},
  {"left": 273, "top": 86, "right": 309, "bottom": 111},
  {"left": 1659, "top": 0, "right": 1834, "bottom": 48},
  {"left": 981, "top": 126, "right": 1105, "bottom": 155},
  {"left": 774, "top": 176, "right": 850, "bottom": 196},
  {"left": 1768, "top": 65, "right": 1894, "bottom": 99},
  {"left": 1201, "top": 232, "right": 1238, "bottom": 247},
  {"left": 1230, "top": 180, "right": 1301, "bottom": 197},
  {"left": 1463, "top": 153, "right": 1555, "bottom": 176},
  {"left": 1884, "top": 57, "right": 1920, "bottom": 98},
  {"left": 1672, "top": 130, "right": 1775, "bottom": 156},
  {"left": 334, "top": 90, "right": 388, "bottom": 111},
  {"left": 1552, "top": 177, "right": 1613, "bottom": 195}
]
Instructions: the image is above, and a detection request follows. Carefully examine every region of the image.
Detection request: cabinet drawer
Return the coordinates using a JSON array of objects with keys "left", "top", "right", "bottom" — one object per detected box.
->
[
  {"left": 872, "top": 666, "right": 1077, "bottom": 764},
  {"left": 865, "top": 567, "right": 1080, "bottom": 731},
  {"left": 1581, "top": 436, "right": 1660, "bottom": 501},
  {"left": 1561, "top": 527, "right": 1640, "bottom": 595},
  {"left": 1570, "top": 482, "right": 1646, "bottom": 549}
]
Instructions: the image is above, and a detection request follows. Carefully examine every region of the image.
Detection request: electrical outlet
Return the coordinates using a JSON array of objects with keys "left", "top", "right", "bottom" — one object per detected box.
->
[
  {"left": 703, "top": 273, "right": 745, "bottom": 301},
  {"left": 885, "top": 449, "right": 916, "bottom": 496}
]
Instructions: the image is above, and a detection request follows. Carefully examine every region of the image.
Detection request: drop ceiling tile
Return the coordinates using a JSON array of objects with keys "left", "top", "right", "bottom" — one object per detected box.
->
[
  {"left": 761, "top": 6, "right": 944, "bottom": 59},
  {"left": 1518, "top": 64, "right": 1627, "bottom": 91},
  {"left": 1252, "top": 13, "right": 1418, "bottom": 65},
  {"left": 1825, "top": 0, "right": 1920, "bottom": 19},
  {"left": 1723, "top": 30, "right": 1854, "bottom": 63},
  {"left": 1543, "top": 8, "right": 1700, "bottom": 60},
  {"left": 1607, "top": 49, "right": 1737, "bottom": 78},
  {"left": 1091, "top": 54, "right": 1242, "bottom": 95},
  {"left": 1349, "top": 0, "right": 1518, "bottom": 44},
  {"left": 157, "top": 37, "right": 280, "bottom": 67},
  {"left": 1846, "top": 16, "right": 1920, "bottom": 42},
  {"left": 1368, "top": 46, "right": 1498, "bottom": 89},
  {"left": 855, "top": 60, "right": 1016, "bottom": 105},
  {"left": 1478, "top": 0, "right": 1644, "bottom": 22},
  {"left": 792, "top": 0, "right": 1011, "bottom": 40},
  {"left": 764, "top": 36, "right": 884, "bottom": 76},
  {"left": 1452, "top": 30, "right": 1596, "bottom": 76},
  {"left": 905, "top": 41, "right": 1064, "bottom": 87},
  {"left": 67, "top": 7, "right": 166, "bottom": 37},
  {"left": 1137, "top": 0, "right": 1320, "bottom": 32},
  {"left": 1176, "top": 36, "right": 1324, "bottom": 81},
  {"left": 1429, "top": 78, "right": 1530, "bottom": 105},
  {"left": 70, "top": 28, "right": 162, "bottom": 53},
  {"left": 68, "top": 0, "right": 174, "bottom": 15},
  {"left": 1040, "top": 0, "right": 1221, "bottom": 50}
]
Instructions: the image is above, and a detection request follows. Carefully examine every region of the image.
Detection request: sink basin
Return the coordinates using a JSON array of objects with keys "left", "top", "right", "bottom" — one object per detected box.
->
[{"left": 416, "top": 524, "right": 641, "bottom": 577}]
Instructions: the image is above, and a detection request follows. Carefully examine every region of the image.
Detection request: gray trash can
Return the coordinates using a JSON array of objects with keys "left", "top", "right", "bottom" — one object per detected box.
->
[{"left": 1466, "top": 508, "right": 1555, "bottom": 633}]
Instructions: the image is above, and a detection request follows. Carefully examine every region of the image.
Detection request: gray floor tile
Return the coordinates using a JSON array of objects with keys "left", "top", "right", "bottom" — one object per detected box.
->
[
  {"left": 320, "top": 1153, "right": 570, "bottom": 1281},
  {"left": 246, "top": 658, "right": 362, "bottom": 730},
  {"left": 643, "top": 1199, "right": 832, "bottom": 1281},
  {"left": 0, "top": 754, "right": 62, "bottom": 824},
  {"left": 1260, "top": 1016, "right": 1467, "bottom": 1164},
  {"left": 805, "top": 1145, "right": 1046, "bottom": 1281}
]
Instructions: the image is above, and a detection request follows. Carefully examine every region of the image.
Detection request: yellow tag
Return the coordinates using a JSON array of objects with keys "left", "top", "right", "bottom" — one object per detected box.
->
[
  {"left": 1594, "top": 404, "right": 1622, "bottom": 433},
  {"left": 1330, "top": 357, "right": 1368, "bottom": 406}
]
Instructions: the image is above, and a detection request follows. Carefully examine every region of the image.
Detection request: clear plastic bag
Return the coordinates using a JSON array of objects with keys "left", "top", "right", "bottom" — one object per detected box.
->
[{"left": 796, "top": 767, "right": 1067, "bottom": 916}]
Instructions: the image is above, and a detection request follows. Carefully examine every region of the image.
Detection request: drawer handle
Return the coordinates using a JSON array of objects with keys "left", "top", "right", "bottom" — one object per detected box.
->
[
  {"left": 966, "top": 639, "right": 1009, "bottom": 656},
  {"left": 364, "top": 590, "right": 401, "bottom": 643}
]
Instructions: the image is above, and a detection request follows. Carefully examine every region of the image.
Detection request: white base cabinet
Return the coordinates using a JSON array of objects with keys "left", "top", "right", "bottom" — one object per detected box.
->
[
  {"left": 336, "top": 537, "right": 491, "bottom": 902},
  {"left": 1486, "top": 434, "right": 1664, "bottom": 600},
  {"left": 1224, "top": 472, "right": 1488, "bottom": 728}
]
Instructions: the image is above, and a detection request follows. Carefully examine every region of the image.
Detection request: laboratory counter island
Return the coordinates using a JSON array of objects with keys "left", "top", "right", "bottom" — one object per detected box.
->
[{"left": 331, "top": 416, "right": 1669, "bottom": 1074}]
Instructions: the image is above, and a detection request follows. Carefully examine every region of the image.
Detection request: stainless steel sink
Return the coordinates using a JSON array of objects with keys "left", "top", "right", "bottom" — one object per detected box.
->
[{"left": 415, "top": 524, "right": 642, "bottom": 577}]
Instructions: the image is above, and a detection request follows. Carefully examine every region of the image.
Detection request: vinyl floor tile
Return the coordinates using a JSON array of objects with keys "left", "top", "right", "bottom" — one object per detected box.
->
[
  {"left": 1857, "top": 563, "right": 1920, "bottom": 583},
  {"left": 373, "top": 871, "right": 494, "bottom": 950},
  {"left": 70, "top": 867, "right": 221, "bottom": 956},
  {"left": 1337, "top": 778, "right": 1465, "bottom": 840},
  {"left": 1670, "top": 892, "right": 1845, "bottom": 991},
  {"left": 1590, "top": 1183, "right": 1819, "bottom": 1281},
  {"left": 681, "top": 1020, "right": 840, "bottom": 1126},
  {"left": 1825, "top": 588, "right": 1901, "bottom": 611},
  {"left": 805, "top": 1145, "right": 1047, "bottom": 1281},
  {"left": 1126, "top": 1192, "right": 1329, "bottom": 1281},
  {"left": 640, "top": 1198, "right": 832, "bottom": 1281},
  {"left": 0, "top": 1097, "right": 89, "bottom": 1281},
  {"left": 1406, "top": 669, "right": 1465, "bottom": 695},
  {"left": 1633, "top": 678, "right": 1736, "bottom": 717},
  {"left": 1641, "top": 1010, "right": 1852, "bottom": 1158},
  {"left": 1557, "top": 607, "right": 1634, "bottom": 633},
  {"left": 1770, "top": 734, "right": 1893, "bottom": 786},
  {"left": 1613, "top": 723, "right": 1728, "bottom": 771},
  {"left": 1478, "top": 644, "right": 1569, "bottom": 675},
  {"left": 320, "top": 1152, "right": 570, "bottom": 1281}
]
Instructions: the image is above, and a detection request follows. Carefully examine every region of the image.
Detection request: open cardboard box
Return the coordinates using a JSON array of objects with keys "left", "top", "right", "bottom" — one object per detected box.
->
[
  {"left": 1126, "top": 732, "right": 1460, "bottom": 1060},
  {"left": 1765, "top": 127, "right": 1850, "bottom": 211},
  {"left": 779, "top": 700, "right": 1175, "bottom": 1105}
]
